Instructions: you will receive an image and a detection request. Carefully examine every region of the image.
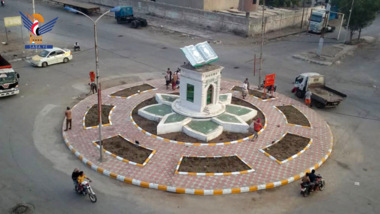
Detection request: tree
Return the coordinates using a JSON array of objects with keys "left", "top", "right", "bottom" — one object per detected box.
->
[{"left": 332, "top": 0, "right": 380, "bottom": 43}]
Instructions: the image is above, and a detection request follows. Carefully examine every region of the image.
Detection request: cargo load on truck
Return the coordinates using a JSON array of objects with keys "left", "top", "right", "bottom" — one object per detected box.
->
[{"left": 0, "top": 55, "right": 20, "bottom": 97}]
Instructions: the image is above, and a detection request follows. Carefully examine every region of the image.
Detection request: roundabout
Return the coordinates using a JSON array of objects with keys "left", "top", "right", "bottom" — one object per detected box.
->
[{"left": 63, "top": 78, "right": 333, "bottom": 195}]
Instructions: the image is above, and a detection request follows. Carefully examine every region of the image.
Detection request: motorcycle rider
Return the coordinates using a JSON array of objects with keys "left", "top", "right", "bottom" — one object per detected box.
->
[
  {"left": 77, "top": 171, "right": 92, "bottom": 193},
  {"left": 71, "top": 168, "right": 80, "bottom": 190},
  {"left": 308, "top": 169, "right": 318, "bottom": 191},
  {"left": 301, "top": 172, "right": 312, "bottom": 193}
]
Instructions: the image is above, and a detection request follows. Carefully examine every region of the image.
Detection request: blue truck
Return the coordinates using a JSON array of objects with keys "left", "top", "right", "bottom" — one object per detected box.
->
[{"left": 114, "top": 6, "right": 147, "bottom": 28}]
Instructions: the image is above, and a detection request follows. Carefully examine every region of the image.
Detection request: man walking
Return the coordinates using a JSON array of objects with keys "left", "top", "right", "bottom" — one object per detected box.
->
[
  {"left": 65, "top": 107, "right": 72, "bottom": 131},
  {"left": 249, "top": 118, "right": 263, "bottom": 141}
]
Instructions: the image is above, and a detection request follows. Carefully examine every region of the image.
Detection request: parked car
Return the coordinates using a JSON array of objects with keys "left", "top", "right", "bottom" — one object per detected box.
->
[{"left": 31, "top": 47, "right": 73, "bottom": 67}]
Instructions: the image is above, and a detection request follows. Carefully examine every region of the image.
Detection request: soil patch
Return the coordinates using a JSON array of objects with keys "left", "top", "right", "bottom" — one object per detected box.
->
[
  {"left": 100, "top": 135, "right": 153, "bottom": 164},
  {"left": 263, "top": 133, "right": 310, "bottom": 161},
  {"left": 276, "top": 105, "right": 310, "bottom": 127},
  {"left": 85, "top": 104, "right": 114, "bottom": 127},
  {"left": 132, "top": 95, "right": 265, "bottom": 143},
  {"left": 232, "top": 86, "right": 275, "bottom": 99},
  {"left": 111, "top": 84, "right": 154, "bottom": 97},
  {"left": 178, "top": 156, "right": 251, "bottom": 173}
]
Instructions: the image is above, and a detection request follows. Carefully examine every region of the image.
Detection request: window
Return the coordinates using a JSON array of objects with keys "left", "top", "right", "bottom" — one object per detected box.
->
[
  {"left": 56, "top": 50, "right": 64, "bottom": 55},
  {"left": 48, "top": 51, "right": 56, "bottom": 57},
  {"left": 186, "top": 84, "right": 194, "bottom": 102},
  {"left": 206, "top": 85, "right": 213, "bottom": 105},
  {"left": 38, "top": 50, "right": 49, "bottom": 57},
  {"left": 295, "top": 76, "right": 304, "bottom": 84},
  {"left": 310, "top": 15, "right": 323, "bottom": 23}
]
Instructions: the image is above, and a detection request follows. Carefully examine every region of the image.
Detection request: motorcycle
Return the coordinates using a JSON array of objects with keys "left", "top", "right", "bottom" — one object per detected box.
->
[
  {"left": 75, "top": 180, "right": 97, "bottom": 203},
  {"left": 300, "top": 174, "right": 325, "bottom": 197},
  {"left": 1, "top": 0, "right": 5, "bottom": 7}
]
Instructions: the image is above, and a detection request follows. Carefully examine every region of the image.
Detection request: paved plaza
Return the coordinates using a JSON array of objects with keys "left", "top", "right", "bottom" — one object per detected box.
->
[{"left": 63, "top": 79, "right": 333, "bottom": 195}]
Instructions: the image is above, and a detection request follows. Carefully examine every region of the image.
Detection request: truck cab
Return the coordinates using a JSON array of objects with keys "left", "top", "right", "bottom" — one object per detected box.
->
[
  {"left": 293, "top": 72, "right": 320, "bottom": 98},
  {"left": 0, "top": 55, "right": 20, "bottom": 97},
  {"left": 308, "top": 9, "right": 335, "bottom": 33}
]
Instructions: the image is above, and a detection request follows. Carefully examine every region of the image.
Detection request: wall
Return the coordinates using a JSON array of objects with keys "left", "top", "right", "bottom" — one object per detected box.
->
[
  {"left": 78, "top": 0, "right": 309, "bottom": 36},
  {"left": 248, "top": 8, "right": 312, "bottom": 35},
  {"left": 155, "top": 0, "right": 204, "bottom": 10},
  {"left": 204, "top": 0, "right": 239, "bottom": 11}
]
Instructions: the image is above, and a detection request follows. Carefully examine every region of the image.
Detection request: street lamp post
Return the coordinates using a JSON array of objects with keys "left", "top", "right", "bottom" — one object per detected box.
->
[
  {"left": 344, "top": 0, "right": 355, "bottom": 43},
  {"left": 32, "top": 0, "right": 35, "bottom": 14},
  {"left": 258, "top": 0, "right": 265, "bottom": 88},
  {"left": 65, "top": 6, "right": 120, "bottom": 162}
]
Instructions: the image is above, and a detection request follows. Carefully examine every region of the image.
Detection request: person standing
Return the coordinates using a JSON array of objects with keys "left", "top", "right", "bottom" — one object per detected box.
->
[
  {"left": 244, "top": 78, "right": 250, "bottom": 90},
  {"left": 65, "top": 107, "right": 72, "bottom": 131},
  {"left": 242, "top": 81, "right": 248, "bottom": 99},
  {"left": 165, "top": 71, "right": 171, "bottom": 90},
  {"left": 172, "top": 72, "right": 178, "bottom": 90},
  {"left": 305, "top": 90, "right": 312, "bottom": 108},
  {"left": 176, "top": 68, "right": 181, "bottom": 89},
  {"left": 89, "top": 71, "right": 97, "bottom": 94},
  {"left": 168, "top": 68, "right": 172, "bottom": 81}
]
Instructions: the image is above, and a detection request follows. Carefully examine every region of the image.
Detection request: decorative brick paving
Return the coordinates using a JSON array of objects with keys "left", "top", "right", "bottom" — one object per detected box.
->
[{"left": 62, "top": 79, "right": 333, "bottom": 195}]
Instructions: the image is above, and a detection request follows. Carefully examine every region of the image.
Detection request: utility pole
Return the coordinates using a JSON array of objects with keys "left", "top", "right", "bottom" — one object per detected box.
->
[
  {"left": 65, "top": 6, "right": 120, "bottom": 162},
  {"left": 317, "top": 12, "right": 329, "bottom": 56},
  {"left": 316, "top": 0, "right": 331, "bottom": 56},
  {"left": 344, "top": 0, "right": 355, "bottom": 43},
  {"left": 300, "top": 0, "right": 305, "bottom": 29},
  {"left": 258, "top": 0, "right": 265, "bottom": 88},
  {"left": 32, "top": 0, "right": 35, "bottom": 14}
]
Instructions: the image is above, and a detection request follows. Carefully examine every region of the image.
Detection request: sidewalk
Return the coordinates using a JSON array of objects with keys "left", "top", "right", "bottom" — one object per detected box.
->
[
  {"left": 292, "top": 43, "right": 358, "bottom": 66},
  {"left": 292, "top": 36, "right": 377, "bottom": 66}
]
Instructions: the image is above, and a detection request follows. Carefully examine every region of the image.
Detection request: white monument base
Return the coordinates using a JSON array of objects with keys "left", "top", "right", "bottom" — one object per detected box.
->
[{"left": 171, "top": 99, "right": 225, "bottom": 119}]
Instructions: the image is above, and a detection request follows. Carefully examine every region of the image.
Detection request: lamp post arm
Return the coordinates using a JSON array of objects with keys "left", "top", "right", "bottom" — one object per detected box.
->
[
  {"left": 73, "top": 10, "right": 95, "bottom": 24},
  {"left": 95, "top": 10, "right": 111, "bottom": 24}
]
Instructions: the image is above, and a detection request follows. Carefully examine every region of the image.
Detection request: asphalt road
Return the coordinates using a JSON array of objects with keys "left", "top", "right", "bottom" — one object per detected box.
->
[{"left": 1, "top": 0, "right": 380, "bottom": 213}]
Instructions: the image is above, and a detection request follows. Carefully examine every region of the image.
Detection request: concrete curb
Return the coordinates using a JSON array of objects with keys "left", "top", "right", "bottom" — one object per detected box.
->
[
  {"left": 292, "top": 54, "right": 333, "bottom": 66},
  {"left": 108, "top": 88, "right": 157, "bottom": 99},
  {"left": 129, "top": 107, "right": 268, "bottom": 146},
  {"left": 92, "top": 134, "right": 156, "bottom": 167},
  {"left": 82, "top": 106, "right": 115, "bottom": 129},
  {"left": 259, "top": 132, "right": 313, "bottom": 165},
  {"left": 174, "top": 155, "right": 255, "bottom": 176},
  {"left": 274, "top": 105, "right": 312, "bottom": 129}
]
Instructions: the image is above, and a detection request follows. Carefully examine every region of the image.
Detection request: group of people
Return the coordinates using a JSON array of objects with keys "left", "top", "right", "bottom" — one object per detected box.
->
[
  {"left": 72, "top": 168, "right": 91, "bottom": 193},
  {"left": 165, "top": 68, "right": 180, "bottom": 90}
]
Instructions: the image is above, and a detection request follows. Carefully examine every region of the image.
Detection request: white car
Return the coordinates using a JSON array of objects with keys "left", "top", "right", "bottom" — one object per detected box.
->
[{"left": 31, "top": 47, "right": 73, "bottom": 67}]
